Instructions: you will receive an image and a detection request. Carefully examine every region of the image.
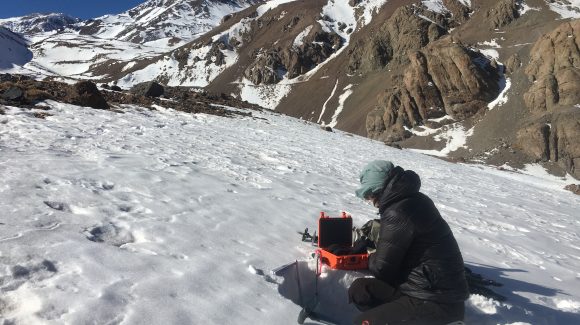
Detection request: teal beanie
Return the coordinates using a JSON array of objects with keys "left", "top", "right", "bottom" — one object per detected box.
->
[{"left": 355, "top": 160, "right": 395, "bottom": 199}]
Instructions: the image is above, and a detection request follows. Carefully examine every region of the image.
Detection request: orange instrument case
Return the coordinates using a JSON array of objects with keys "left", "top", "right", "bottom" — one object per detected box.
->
[{"left": 317, "top": 212, "right": 369, "bottom": 270}]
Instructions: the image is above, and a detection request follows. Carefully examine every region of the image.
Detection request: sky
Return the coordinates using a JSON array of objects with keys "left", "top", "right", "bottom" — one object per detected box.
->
[{"left": 0, "top": 0, "right": 146, "bottom": 20}]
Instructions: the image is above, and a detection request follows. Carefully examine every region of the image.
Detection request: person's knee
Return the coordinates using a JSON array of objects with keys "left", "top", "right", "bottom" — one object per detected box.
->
[{"left": 348, "top": 278, "right": 373, "bottom": 309}]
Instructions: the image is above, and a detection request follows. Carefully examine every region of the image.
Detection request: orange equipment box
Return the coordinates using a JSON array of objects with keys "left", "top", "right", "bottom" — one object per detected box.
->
[{"left": 317, "top": 212, "right": 369, "bottom": 270}]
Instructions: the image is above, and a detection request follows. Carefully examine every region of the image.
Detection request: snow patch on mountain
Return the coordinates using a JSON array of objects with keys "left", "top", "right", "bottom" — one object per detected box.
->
[
  {"left": 409, "top": 123, "right": 475, "bottom": 157},
  {"left": 319, "top": 79, "right": 340, "bottom": 123},
  {"left": 239, "top": 78, "right": 292, "bottom": 109},
  {"left": 328, "top": 84, "right": 353, "bottom": 128},
  {"left": 256, "top": 0, "right": 299, "bottom": 15},
  {"left": 358, "top": 0, "right": 389, "bottom": 26},
  {"left": 121, "top": 44, "right": 238, "bottom": 88},
  {"left": 26, "top": 33, "right": 168, "bottom": 79},
  {"left": 85, "top": 0, "right": 262, "bottom": 45},
  {"left": 422, "top": 0, "right": 449, "bottom": 14},
  {"left": 0, "top": 13, "right": 79, "bottom": 35},
  {"left": 293, "top": 25, "right": 313, "bottom": 47},
  {"left": 547, "top": 0, "right": 580, "bottom": 19},
  {"left": 458, "top": 0, "right": 471, "bottom": 7}
]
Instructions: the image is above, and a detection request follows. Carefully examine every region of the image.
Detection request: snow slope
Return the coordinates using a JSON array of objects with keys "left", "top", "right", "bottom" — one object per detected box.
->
[
  {"left": 83, "top": 0, "right": 262, "bottom": 46},
  {"left": 0, "top": 13, "right": 79, "bottom": 36},
  {"left": 0, "top": 101, "right": 579, "bottom": 324},
  {"left": 0, "top": 27, "right": 33, "bottom": 70}
]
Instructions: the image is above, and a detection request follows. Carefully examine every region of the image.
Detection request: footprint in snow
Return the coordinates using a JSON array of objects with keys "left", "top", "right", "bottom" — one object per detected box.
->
[
  {"left": 1, "top": 260, "right": 58, "bottom": 293},
  {"left": 84, "top": 223, "right": 134, "bottom": 247},
  {"left": 44, "top": 201, "right": 71, "bottom": 212},
  {"left": 248, "top": 265, "right": 279, "bottom": 284}
]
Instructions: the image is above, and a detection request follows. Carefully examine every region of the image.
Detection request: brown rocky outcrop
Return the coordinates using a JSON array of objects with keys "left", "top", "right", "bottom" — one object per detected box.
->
[
  {"left": 505, "top": 53, "right": 522, "bottom": 74},
  {"left": 516, "top": 108, "right": 580, "bottom": 178},
  {"left": 516, "top": 21, "right": 580, "bottom": 178},
  {"left": 244, "top": 50, "right": 285, "bottom": 84},
  {"left": 523, "top": 21, "right": 580, "bottom": 112},
  {"left": 347, "top": 5, "right": 449, "bottom": 74},
  {"left": 0, "top": 74, "right": 262, "bottom": 119},
  {"left": 442, "top": 0, "right": 471, "bottom": 24},
  {"left": 244, "top": 25, "right": 342, "bottom": 84},
  {"left": 485, "top": 0, "right": 520, "bottom": 29},
  {"left": 524, "top": 68, "right": 580, "bottom": 112},
  {"left": 368, "top": 38, "right": 501, "bottom": 141}
]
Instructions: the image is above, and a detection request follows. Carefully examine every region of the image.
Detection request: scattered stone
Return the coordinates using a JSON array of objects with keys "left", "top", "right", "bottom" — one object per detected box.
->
[
  {"left": 33, "top": 112, "right": 52, "bottom": 119},
  {"left": 564, "top": 184, "right": 580, "bottom": 195},
  {"left": 101, "top": 83, "right": 110, "bottom": 90},
  {"left": 321, "top": 125, "right": 333, "bottom": 132},
  {"left": 0, "top": 74, "right": 262, "bottom": 119},
  {"left": 2, "top": 87, "right": 24, "bottom": 101},
  {"left": 131, "top": 81, "right": 165, "bottom": 98},
  {"left": 74, "top": 81, "right": 110, "bottom": 110}
]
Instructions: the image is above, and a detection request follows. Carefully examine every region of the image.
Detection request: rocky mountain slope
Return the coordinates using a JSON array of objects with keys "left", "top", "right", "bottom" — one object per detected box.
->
[
  {"left": 1, "top": 0, "right": 579, "bottom": 179},
  {"left": 0, "top": 13, "right": 79, "bottom": 36},
  {"left": 0, "top": 0, "right": 264, "bottom": 79},
  {"left": 78, "top": 0, "right": 264, "bottom": 46}
]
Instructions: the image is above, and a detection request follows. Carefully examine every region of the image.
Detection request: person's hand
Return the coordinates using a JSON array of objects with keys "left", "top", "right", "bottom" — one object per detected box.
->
[{"left": 351, "top": 237, "right": 372, "bottom": 254}]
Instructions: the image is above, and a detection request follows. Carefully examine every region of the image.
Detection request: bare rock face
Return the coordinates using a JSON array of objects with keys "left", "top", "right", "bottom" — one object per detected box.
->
[
  {"left": 516, "top": 109, "right": 580, "bottom": 179},
  {"left": 442, "top": 0, "right": 471, "bottom": 24},
  {"left": 244, "top": 51, "right": 285, "bottom": 85},
  {"left": 368, "top": 38, "right": 501, "bottom": 141},
  {"left": 244, "top": 25, "right": 342, "bottom": 85},
  {"left": 74, "top": 81, "right": 110, "bottom": 110},
  {"left": 525, "top": 21, "right": 580, "bottom": 81},
  {"left": 524, "top": 21, "right": 580, "bottom": 112},
  {"left": 505, "top": 53, "right": 522, "bottom": 74},
  {"left": 516, "top": 119, "right": 551, "bottom": 161},
  {"left": 485, "top": 0, "right": 520, "bottom": 29},
  {"left": 551, "top": 110, "right": 580, "bottom": 178},
  {"left": 347, "top": 5, "right": 449, "bottom": 74},
  {"left": 524, "top": 68, "right": 580, "bottom": 112}
]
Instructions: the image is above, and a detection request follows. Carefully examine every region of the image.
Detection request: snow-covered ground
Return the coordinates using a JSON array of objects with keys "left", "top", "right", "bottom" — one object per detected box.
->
[{"left": 0, "top": 101, "right": 579, "bottom": 325}]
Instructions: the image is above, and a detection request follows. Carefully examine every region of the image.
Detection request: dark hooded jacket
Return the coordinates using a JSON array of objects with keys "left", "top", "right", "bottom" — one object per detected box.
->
[{"left": 368, "top": 166, "right": 469, "bottom": 303}]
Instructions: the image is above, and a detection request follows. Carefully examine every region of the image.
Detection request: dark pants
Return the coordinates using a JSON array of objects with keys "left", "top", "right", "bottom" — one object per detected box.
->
[{"left": 348, "top": 278, "right": 464, "bottom": 325}]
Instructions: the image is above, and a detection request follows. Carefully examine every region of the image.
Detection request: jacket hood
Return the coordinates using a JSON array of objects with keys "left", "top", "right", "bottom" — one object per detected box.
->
[{"left": 378, "top": 166, "right": 421, "bottom": 214}]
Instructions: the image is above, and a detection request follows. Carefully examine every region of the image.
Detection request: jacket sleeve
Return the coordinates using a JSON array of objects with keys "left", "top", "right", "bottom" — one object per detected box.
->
[{"left": 368, "top": 210, "right": 415, "bottom": 285}]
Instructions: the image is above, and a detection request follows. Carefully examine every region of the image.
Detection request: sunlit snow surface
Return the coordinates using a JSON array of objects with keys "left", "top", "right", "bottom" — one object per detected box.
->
[
  {"left": 0, "top": 101, "right": 579, "bottom": 324},
  {"left": 548, "top": 0, "right": 580, "bottom": 19}
]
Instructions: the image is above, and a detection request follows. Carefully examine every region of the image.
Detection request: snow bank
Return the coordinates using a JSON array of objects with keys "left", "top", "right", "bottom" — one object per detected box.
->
[{"left": 0, "top": 98, "right": 579, "bottom": 325}]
